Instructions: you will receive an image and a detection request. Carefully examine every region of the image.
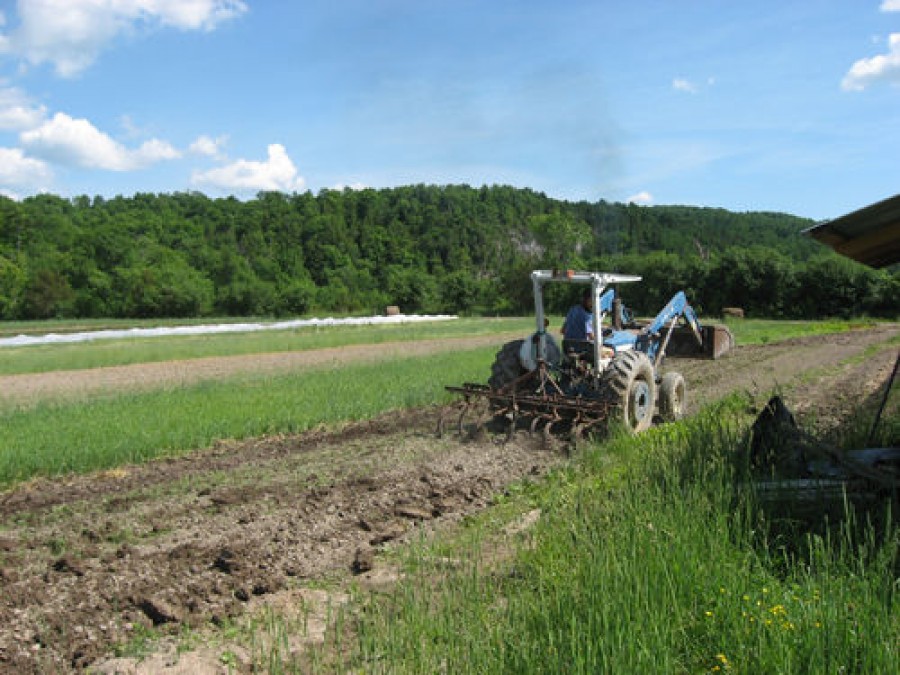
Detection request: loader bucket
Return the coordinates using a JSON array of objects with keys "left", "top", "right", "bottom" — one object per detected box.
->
[
  {"left": 666, "top": 324, "right": 734, "bottom": 359},
  {"left": 703, "top": 324, "right": 735, "bottom": 359}
]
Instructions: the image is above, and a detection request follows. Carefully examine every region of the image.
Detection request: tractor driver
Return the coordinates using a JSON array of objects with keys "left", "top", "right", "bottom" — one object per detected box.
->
[{"left": 561, "top": 288, "right": 594, "bottom": 351}]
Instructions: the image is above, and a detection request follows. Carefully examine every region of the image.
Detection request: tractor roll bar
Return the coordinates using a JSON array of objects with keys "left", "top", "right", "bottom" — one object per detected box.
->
[{"left": 530, "top": 269, "right": 641, "bottom": 371}]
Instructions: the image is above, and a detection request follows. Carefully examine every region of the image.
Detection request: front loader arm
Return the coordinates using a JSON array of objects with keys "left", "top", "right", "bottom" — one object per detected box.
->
[{"left": 641, "top": 291, "right": 704, "bottom": 363}]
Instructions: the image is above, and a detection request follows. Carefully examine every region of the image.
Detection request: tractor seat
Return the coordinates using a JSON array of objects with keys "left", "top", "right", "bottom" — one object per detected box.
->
[{"left": 563, "top": 339, "right": 596, "bottom": 365}]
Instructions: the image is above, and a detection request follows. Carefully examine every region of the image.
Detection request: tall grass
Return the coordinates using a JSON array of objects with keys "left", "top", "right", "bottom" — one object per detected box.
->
[
  {"left": 349, "top": 401, "right": 899, "bottom": 673},
  {"left": 0, "top": 346, "right": 496, "bottom": 487}
]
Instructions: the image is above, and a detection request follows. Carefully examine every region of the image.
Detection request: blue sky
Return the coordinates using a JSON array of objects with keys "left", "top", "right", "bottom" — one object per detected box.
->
[{"left": 0, "top": 0, "right": 898, "bottom": 220}]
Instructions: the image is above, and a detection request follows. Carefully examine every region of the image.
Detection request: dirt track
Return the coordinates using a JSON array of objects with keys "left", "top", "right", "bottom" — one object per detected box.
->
[{"left": 0, "top": 325, "right": 897, "bottom": 673}]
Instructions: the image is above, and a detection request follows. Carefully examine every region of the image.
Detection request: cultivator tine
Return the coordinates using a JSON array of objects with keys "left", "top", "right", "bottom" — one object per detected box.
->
[
  {"left": 505, "top": 407, "right": 518, "bottom": 443},
  {"left": 457, "top": 400, "right": 470, "bottom": 435},
  {"left": 468, "top": 417, "right": 485, "bottom": 442},
  {"left": 570, "top": 423, "right": 586, "bottom": 452},
  {"left": 473, "top": 401, "right": 493, "bottom": 441},
  {"left": 542, "top": 419, "right": 559, "bottom": 451}
]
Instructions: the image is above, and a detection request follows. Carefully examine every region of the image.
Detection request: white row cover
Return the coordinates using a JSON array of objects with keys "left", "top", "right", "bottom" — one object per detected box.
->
[{"left": 0, "top": 314, "right": 459, "bottom": 348}]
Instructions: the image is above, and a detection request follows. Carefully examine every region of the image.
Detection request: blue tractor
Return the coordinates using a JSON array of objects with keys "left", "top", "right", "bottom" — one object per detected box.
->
[{"left": 447, "top": 269, "right": 733, "bottom": 438}]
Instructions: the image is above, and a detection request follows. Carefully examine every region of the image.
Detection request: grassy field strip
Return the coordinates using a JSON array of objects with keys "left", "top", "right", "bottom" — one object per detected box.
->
[
  {"left": 0, "top": 346, "right": 497, "bottom": 488},
  {"left": 0, "top": 317, "right": 533, "bottom": 376},
  {"left": 339, "top": 401, "right": 899, "bottom": 673},
  {"left": 721, "top": 318, "right": 883, "bottom": 345},
  {"left": 0, "top": 332, "right": 529, "bottom": 412},
  {"left": 0, "top": 317, "right": 882, "bottom": 376}
]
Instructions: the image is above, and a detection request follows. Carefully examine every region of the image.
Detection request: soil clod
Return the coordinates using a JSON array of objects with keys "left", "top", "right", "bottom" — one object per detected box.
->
[
  {"left": 352, "top": 547, "right": 375, "bottom": 574},
  {"left": 138, "top": 596, "right": 182, "bottom": 626}
]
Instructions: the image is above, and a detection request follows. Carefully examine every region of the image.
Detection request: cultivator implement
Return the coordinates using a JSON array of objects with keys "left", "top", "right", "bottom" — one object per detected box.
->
[{"left": 441, "top": 363, "right": 613, "bottom": 446}]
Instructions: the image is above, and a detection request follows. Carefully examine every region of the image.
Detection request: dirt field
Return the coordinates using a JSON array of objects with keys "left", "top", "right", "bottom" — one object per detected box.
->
[{"left": 0, "top": 325, "right": 897, "bottom": 673}]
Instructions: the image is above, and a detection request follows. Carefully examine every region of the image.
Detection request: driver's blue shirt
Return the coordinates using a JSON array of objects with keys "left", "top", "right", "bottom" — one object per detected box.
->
[{"left": 563, "top": 304, "right": 592, "bottom": 340}]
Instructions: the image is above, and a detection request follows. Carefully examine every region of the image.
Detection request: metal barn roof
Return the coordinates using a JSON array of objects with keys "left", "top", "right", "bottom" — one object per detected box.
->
[{"left": 804, "top": 193, "right": 900, "bottom": 268}]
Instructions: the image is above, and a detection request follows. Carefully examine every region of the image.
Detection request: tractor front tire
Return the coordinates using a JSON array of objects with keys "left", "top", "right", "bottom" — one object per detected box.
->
[
  {"left": 488, "top": 339, "right": 526, "bottom": 391},
  {"left": 601, "top": 351, "right": 657, "bottom": 434},
  {"left": 658, "top": 372, "right": 686, "bottom": 422}
]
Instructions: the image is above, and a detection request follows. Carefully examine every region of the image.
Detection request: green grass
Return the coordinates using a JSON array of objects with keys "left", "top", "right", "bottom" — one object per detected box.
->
[
  {"left": 0, "top": 317, "right": 531, "bottom": 375},
  {"left": 343, "top": 401, "right": 899, "bottom": 674},
  {"left": 0, "top": 346, "right": 496, "bottom": 487},
  {"left": 721, "top": 317, "right": 883, "bottom": 346}
]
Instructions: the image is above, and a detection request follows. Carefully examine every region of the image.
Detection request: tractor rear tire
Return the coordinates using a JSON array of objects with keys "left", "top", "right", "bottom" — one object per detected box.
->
[
  {"left": 658, "top": 372, "right": 686, "bottom": 422},
  {"left": 600, "top": 351, "right": 657, "bottom": 434},
  {"left": 488, "top": 339, "right": 526, "bottom": 391}
]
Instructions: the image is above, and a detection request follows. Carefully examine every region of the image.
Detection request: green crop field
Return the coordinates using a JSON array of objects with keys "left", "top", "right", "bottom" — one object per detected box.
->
[
  {"left": 0, "top": 317, "right": 888, "bottom": 487},
  {"left": 0, "top": 346, "right": 498, "bottom": 487}
]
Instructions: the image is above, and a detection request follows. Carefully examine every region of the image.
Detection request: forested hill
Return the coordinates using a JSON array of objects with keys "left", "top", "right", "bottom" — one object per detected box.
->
[{"left": 0, "top": 185, "right": 896, "bottom": 321}]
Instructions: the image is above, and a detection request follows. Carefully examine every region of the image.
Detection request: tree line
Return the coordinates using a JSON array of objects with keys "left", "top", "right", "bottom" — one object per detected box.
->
[{"left": 0, "top": 185, "right": 896, "bottom": 321}]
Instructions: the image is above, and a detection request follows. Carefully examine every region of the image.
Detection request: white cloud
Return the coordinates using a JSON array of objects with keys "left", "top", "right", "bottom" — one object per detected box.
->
[
  {"left": 135, "top": 137, "right": 181, "bottom": 163},
  {"left": 192, "top": 144, "right": 307, "bottom": 193},
  {"left": 189, "top": 134, "right": 228, "bottom": 158},
  {"left": 0, "top": 87, "right": 47, "bottom": 130},
  {"left": 0, "top": 147, "right": 52, "bottom": 189},
  {"left": 1, "top": 0, "right": 247, "bottom": 77},
  {"left": 672, "top": 78, "right": 698, "bottom": 94},
  {"left": 626, "top": 191, "right": 653, "bottom": 205},
  {"left": 20, "top": 112, "right": 180, "bottom": 170},
  {"left": 842, "top": 33, "right": 900, "bottom": 91},
  {"left": 881, "top": 1, "right": 900, "bottom": 12}
]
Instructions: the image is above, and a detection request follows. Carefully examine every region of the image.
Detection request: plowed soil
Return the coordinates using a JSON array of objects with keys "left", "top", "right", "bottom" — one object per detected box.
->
[{"left": 0, "top": 325, "right": 897, "bottom": 673}]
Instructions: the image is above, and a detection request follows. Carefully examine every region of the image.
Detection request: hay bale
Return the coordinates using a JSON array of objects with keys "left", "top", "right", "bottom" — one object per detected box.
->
[
  {"left": 722, "top": 307, "right": 744, "bottom": 319},
  {"left": 385, "top": 305, "right": 401, "bottom": 316}
]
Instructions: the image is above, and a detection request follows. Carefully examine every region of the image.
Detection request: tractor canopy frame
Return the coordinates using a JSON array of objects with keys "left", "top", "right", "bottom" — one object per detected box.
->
[{"left": 531, "top": 269, "right": 641, "bottom": 382}]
